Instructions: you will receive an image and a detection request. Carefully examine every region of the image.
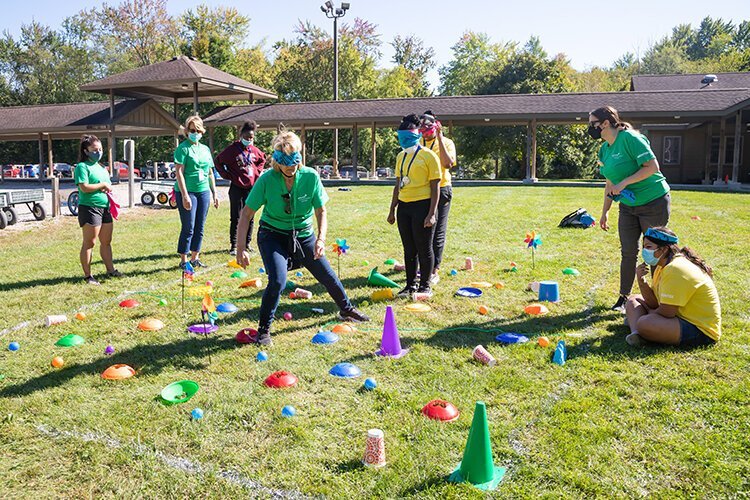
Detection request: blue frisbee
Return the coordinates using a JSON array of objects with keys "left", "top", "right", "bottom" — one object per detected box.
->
[
  {"left": 456, "top": 287, "right": 483, "bottom": 298},
  {"left": 311, "top": 331, "right": 340, "bottom": 345},
  {"left": 329, "top": 362, "right": 362, "bottom": 378},
  {"left": 216, "top": 302, "right": 238, "bottom": 313},
  {"left": 495, "top": 333, "right": 530, "bottom": 344}
]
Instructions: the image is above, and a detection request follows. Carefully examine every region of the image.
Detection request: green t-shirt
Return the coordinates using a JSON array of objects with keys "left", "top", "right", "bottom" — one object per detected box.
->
[
  {"left": 598, "top": 129, "right": 669, "bottom": 207},
  {"left": 74, "top": 161, "right": 110, "bottom": 208},
  {"left": 246, "top": 167, "right": 328, "bottom": 238},
  {"left": 173, "top": 139, "right": 213, "bottom": 193}
]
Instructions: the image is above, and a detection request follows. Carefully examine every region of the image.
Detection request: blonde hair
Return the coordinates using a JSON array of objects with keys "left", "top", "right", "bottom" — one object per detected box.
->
[
  {"left": 179, "top": 115, "right": 206, "bottom": 136},
  {"left": 270, "top": 127, "right": 303, "bottom": 171}
]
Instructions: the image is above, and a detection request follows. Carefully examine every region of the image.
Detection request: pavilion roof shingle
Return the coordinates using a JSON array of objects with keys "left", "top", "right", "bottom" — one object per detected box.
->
[
  {"left": 631, "top": 72, "right": 750, "bottom": 91},
  {"left": 80, "top": 55, "right": 277, "bottom": 102},
  {"left": 204, "top": 89, "right": 750, "bottom": 128}
]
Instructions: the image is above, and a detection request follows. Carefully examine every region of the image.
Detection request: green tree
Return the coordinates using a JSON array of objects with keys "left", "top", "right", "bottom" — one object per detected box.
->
[
  {"left": 390, "top": 35, "right": 435, "bottom": 95},
  {"left": 438, "top": 31, "right": 514, "bottom": 95}
]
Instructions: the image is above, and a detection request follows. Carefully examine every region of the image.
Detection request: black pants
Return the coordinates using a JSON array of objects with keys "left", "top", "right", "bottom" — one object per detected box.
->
[
  {"left": 229, "top": 184, "right": 253, "bottom": 248},
  {"left": 618, "top": 193, "right": 671, "bottom": 295},
  {"left": 397, "top": 199, "right": 435, "bottom": 289},
  {"left": 432, "top": 186, "right": 452, "bottom": 270}
]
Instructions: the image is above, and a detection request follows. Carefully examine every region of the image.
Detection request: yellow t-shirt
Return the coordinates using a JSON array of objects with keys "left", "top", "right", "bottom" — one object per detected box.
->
[
  {"left": 653, "top": 255, "right": 722, "bottom": 341},
  {"left": 420, "top": 135, "right": 456, "bottom": 187},
  {"left": 395, "top": 147, "right": 441, "bottom": 203}
]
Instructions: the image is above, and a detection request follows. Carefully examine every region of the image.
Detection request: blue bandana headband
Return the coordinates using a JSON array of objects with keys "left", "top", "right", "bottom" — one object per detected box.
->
[
  {"left": 645, "top": 228, "right": 679, "bottom": 245},
  {"left": 272, "top": 150, "right": 302, "bottom": 166}
]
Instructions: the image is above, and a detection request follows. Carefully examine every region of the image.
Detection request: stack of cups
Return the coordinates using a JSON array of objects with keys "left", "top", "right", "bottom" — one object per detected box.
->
[
  {"left": 294, "top": 288, "right": 313, "bottom": 299},
  {"left": 45, "top": 315, "right": 68, "bottom": 327},
  {"left": 363, "top": 428, "right": 386, "bottom": 468},
  {"left": 464, "top": 257, "right": 474, "bottom": 270},
  {"left": 472, "top": 345, "right": 497, "bottom": 366}
]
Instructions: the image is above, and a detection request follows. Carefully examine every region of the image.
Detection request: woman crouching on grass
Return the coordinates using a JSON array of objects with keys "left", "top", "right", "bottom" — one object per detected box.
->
[
  {"left": 235, "top": 129, "right": 370, "bottom": 345},
  {"left": 624, "top": 227, "right": 721, "bottom": 348}
]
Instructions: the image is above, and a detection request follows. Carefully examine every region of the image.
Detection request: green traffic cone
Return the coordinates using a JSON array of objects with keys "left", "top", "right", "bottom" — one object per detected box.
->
[
  {"left": 368, "top": 267, "right": 399, "bottom": 288},
  {"left": 448, "top": 401, "right": 505, "bottom": 491}
]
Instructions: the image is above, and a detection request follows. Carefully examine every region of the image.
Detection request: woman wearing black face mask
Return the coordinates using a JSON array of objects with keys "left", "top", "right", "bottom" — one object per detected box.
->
[{"left": 589, "top": 106, "right": 671, "bottom": 312}]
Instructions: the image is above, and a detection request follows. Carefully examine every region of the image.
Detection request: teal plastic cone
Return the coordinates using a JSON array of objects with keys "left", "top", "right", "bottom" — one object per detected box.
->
[
  {"left": 448, "top": 401, "right": 505, "bottom": 490},
  {"left": 368, "top": 267, "right": 399, "bottom": 288}
]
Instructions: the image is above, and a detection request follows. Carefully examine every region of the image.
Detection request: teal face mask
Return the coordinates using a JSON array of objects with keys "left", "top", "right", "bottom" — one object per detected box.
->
[
  {"left": 87, "top": 150, "right": 102, "bottom": 162},
  {"left": 641, "top": 248, "right": 661, "bottom": 266},
  {"left": 189, "top": 132, "right": 202, "bottom": 143},
  {"left": 241, "top": 138, "right": 253, "bottom": 147}
]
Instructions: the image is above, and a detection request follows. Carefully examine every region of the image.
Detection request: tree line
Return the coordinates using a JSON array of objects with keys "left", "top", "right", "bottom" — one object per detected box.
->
[{"left": 0, "top": 0, "right": 747, "bottom": 179}]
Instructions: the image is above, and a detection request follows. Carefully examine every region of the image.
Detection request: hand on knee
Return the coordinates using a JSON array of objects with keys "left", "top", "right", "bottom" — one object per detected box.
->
[{"left": 624, "top": 295, "right": 642, "bottom": 313}]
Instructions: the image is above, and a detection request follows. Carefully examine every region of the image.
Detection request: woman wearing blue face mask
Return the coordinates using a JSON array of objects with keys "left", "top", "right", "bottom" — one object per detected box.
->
[
  {"left": 174, "top": 115, "right": 219, "bottom": 270},
  {"left": 74, "top": 134, "right": 121, "bottom": 285},
  {"left": 235, "top": 129, "right": 370, "bottom": 345},
  {"left": 214, "top": 120, "right": 266, "bottom": 255},
  {"left": 387, "top": 114, "right": 441, "bottom": 298},
  {"left": 624, "top": 227, "right": 721, "bottom": 348}
]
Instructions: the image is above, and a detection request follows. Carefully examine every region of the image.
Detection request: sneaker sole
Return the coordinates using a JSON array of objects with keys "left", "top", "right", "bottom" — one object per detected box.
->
[{"left": 337, "top": 313, "right": 367, "bottom": 323}]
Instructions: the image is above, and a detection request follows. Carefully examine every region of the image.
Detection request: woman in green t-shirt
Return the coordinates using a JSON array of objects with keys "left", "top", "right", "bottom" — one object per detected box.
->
[
  {"left": 174, "top": 116, "right": 219, "bottom": 270},
  {"left": 589, "top": 106, "right": 671, "bottom": 312},
  {"left": 74, "top": 134, "right": 121, "bottom": 286},
  {"left": 234, "top": 130, "right": 370, "bottom": 345}
]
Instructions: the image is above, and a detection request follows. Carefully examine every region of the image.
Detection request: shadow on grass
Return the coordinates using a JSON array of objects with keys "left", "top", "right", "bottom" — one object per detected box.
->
[{"left": 0, "top": 335, "right": 236, "bottom": 399}]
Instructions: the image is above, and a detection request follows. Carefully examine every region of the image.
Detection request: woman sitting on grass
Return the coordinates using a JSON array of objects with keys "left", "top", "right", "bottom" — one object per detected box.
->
[
  {"left": 235, "top": 129, "right": 369, "bottom": 345},
  {"left": 624, "top": 227, "right": 721, "bottom": 347}
]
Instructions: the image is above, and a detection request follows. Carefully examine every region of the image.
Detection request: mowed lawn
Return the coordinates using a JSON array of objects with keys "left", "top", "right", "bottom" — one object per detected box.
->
[{"left": 0, "top": 185, "right": 748, "bottom": 498}]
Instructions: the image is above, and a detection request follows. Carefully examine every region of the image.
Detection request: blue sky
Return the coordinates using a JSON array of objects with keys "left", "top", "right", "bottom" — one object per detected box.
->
[{"left": 4, "top": 0, "right": 749, "bottom": 90}]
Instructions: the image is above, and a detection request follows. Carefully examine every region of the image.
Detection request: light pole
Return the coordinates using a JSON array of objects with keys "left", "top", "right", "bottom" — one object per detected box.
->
[{"left": 320, "top": 1, "right": 350, "bottom": 179}]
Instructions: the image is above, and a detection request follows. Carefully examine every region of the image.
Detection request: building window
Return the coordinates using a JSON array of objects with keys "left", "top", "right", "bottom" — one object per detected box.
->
[
  {"left": 710, "top": 136, "right": 744, "bottom": 164},
  {"left": 663, "top": 136, "right": 682, "bottom": 166}
]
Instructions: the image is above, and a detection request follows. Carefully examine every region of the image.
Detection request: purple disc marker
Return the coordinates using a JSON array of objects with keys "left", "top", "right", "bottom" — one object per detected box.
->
[{"left": 188, "top": 323, "right": 219, "bottom": 334}]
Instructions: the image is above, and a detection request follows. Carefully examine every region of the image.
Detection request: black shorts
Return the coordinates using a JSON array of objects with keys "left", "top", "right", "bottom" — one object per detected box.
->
[{"left": 78, "top": 205, "right": 113, "bottom": 227}]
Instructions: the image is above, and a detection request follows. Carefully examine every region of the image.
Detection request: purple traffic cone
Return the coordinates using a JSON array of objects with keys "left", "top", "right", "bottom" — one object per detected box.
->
[{"left": 375, "top": 306, "right": 409, "bottom": 358}]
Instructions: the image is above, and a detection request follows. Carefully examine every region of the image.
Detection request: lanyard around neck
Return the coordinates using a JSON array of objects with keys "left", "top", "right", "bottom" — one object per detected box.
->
[{"left": 399, "top": 146, "right": 421, "bottom": 179}]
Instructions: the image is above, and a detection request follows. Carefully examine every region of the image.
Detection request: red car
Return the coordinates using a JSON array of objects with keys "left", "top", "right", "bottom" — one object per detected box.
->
[
  {"left": 2, "top": 165, "right": 21, "bottom": 178},
  {"left": 108, "top": 162, "right": 141, "bottom": 178}
]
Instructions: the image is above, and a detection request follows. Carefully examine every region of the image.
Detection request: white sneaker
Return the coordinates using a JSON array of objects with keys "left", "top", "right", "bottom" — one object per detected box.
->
[
  {"left": 625, "top": 332, "right": 645, "bottom": 347},
  {"left": 429, "top": 272, "right": 440, "bottom": 285}
]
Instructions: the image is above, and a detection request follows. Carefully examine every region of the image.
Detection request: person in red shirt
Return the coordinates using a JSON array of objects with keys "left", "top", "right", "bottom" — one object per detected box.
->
[{"left": 214, "top": 120, "right": 266, "bottom": 255}]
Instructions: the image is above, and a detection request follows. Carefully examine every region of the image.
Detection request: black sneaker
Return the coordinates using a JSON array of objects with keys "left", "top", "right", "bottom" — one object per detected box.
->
[
  {"left": 84, "top": 275, "right": 100, "bottom": 286},
  {"left": 416, "top": 285, "right": 433, "bottom": 298},
  {"left": 611, "top": 294, "right": 627, "bottom": 313},
  {"left": 107, "top": 269, "right": 123, "bottom": 278},
  {"left": 190, "top": 259, "right": 206, "bottom": 268},
  {"left": 229, "top": 247, "right": 237, "bottom": 256},
  {"left": 338, "top": 308, "right": 371, "bottom": 323},
  {"left": 397, "top": 285, "right": 417, "bottom": 298}
]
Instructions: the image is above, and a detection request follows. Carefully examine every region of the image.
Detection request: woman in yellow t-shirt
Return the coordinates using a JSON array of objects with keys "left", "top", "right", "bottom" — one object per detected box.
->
[
  {"left": 624, "top": 227, "right": 721, "bottom": 347},
  {"left": 387, "top": 114, "right": 441, "bottom": 298}
]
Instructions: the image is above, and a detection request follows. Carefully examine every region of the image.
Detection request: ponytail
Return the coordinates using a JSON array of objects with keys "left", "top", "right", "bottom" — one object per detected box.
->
[{"left": 680, "top": 246, "right": 713, "bottom": 278}]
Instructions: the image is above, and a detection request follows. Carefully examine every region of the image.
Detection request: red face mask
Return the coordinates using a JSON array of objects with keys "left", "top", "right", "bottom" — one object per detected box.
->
[{"left": 419, "top": 121, "right": 439, "bottom": 136}]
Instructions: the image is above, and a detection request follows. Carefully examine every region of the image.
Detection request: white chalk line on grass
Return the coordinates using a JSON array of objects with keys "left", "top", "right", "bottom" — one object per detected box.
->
[
  {"left": 35, "top": 424, "right": 309, "bottom": 499},
  {"left": 0, "top": 263, "right": 224, "bottom": 339}
]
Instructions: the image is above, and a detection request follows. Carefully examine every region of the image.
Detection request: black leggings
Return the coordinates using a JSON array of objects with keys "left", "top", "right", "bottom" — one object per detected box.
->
[
  {"left": 229, "top": 184, "right": 253, "bottom": 248},
  {"left": 397, "top": 199, "right": 435, "bottom": 289},
  {"left": 432, "top": 186, "right": 452, "bottom": 269}
]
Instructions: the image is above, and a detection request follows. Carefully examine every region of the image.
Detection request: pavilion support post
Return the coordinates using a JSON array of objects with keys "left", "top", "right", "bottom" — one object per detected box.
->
[
  {"left": 193, "top": 82, "right": 199, "bottom": 115},
  {"left": 714, "top": 117, "right": 727, "bottom": 185},
  {"left": 47, "top": 135, "right": 59, "bottom": 217},
  {"left": 208, "top": 126, "right": 215, "bottom": 155},
  {"left": 173, "top": 97, "right": 179, "bottom": 149},
  {"left": 37, "top": 133, "right": 44, "bottom": 184},
  {"left": 449, "top": 121, "right": 454, "bottom": 137},
  {"left": 333, "top": 128, "right": 340, "bottom": 178},
  {"left": 301, "top": 125, "right": 307, "bottom": 166},
  {"left": 523, "top": 119, "right": 538, "bottom": 183},
  {"left": 109, "top": 90, "right": 118, "bottom": 182},
  {"left": 731, "top": 110, "right": 742, "bottom": 185},
  {"left": 352, "top": 123, "right": 359, "bottom": 179},
  {"left": 370, "top": 122, "right": 377, "bottom": 179},
  {"left": 703, "top": 122, "right": 713, "bottom": 184}
]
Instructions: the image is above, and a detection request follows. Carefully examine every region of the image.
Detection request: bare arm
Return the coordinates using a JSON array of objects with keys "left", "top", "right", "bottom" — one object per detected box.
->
[
  {"left": 175, "top": 164, "right": 188, "bottom": 196},
  {"left": 436, "top": 134, "right": 454, "bottom": 169},
  {"left": 314, "top": 206, "right": 327, "bottom": 259},
  {"left": 236, "top": 205, "right": 258, "bottom": 266},
  {"left": 387, "top": 180, "right": 400, "bottom": 224},
  {"left": 424, "top": 179, "right": 440, "bottom": 227},
  {"left": 654, "top": 303, "right": 678, "bottom": 318},
  {"left": 600, "top": 179, "right": 614, "bottom": 231}
]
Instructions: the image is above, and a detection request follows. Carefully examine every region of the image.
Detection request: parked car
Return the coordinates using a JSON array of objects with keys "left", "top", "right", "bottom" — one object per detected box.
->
[
  {"left": 317, "top": 165, "right": 334, "bottom": 179},
  {"left": 53, "top": 163, "right": 74, "bottom": 178},
  {"left": 140, "top": 161, "right": 175, "bottom": 179},
  {"left": 2, "top": 165, "right": 21, "bottom": 178},
  {"left": 339, "top": 165, "right": 369, "bottom": 179},
  {"left": 23, "top": 164, "right": 39, "bottom": 178},
  {"left": 376, "top": 167, "right": 393, "bottom": 178},
  {"left": 112, "top": 161, "right": 141, "bottom": 178}
]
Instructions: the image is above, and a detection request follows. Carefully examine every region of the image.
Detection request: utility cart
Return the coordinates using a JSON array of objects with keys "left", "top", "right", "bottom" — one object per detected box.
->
[
  {"left": 140, "top": 181, "right": 177, "bottom": 208},
  {"left": 0, "top": 188, "right": 46, "bottom": 228}
]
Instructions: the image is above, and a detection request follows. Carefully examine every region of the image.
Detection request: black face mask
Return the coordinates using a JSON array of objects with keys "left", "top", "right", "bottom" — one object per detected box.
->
[{"left": 587, "top": 124, "right": 602, "bottom": 140}]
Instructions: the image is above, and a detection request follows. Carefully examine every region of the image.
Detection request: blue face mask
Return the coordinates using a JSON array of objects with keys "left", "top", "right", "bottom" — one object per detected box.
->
[
  {"left": 397, "top": 130, "right": 421, "bottom": 149},
  {"left": 87, "top": 150, "right": 102, "bottom": 162},
  {"left": 241, "top": 138, "right": 253, "bottom": 147},
  {"left": 641, "top": 247, "right": 661, "bottom": 266},
  {"left": 272, "top": 150, "right": 302, "bottom": 166},
  {"left": 189, "top": 132, "right": 202, "bottom": 143}
]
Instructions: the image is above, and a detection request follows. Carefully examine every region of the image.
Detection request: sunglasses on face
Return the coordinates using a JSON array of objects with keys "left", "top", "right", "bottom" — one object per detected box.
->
[
  {"left": 282, "top": 193, "right": 291, "bottom": 214},
  {"left": 589, "top": 121, "right": 601, "bottom": 127}
]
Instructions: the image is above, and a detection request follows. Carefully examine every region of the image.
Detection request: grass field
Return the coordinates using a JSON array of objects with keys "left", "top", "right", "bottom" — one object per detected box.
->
[{"left": 0, "top": 186, "right": 748, "bottom": 498}]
